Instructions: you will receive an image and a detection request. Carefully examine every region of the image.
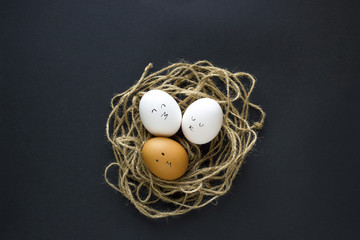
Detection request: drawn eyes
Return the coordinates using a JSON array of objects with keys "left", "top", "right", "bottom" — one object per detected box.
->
[
  {"left": 155, "top": 153, "right": 167, "bottom": 165},
  {"left": 151, "top": 104, "right": 166, "bottom": 113},
  {"left": 190, "top": 116, "right": 204, "bottom": 128}
]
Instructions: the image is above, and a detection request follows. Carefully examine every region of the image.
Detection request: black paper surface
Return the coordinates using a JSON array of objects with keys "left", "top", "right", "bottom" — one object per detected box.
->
[{"left": 1, "top": 0, "right": 360, "bottom": 239}]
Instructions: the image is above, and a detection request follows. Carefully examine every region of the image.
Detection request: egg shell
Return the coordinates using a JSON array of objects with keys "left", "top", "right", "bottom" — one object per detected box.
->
[
  {"left": 182, "top": 98, "right": 223, "bottom": 144},
  {"left": 139, "top": 90, "right": 182, "bottom": 137},
  {"left": 142, "top": 137, "right": 189, "bottom": 180}
]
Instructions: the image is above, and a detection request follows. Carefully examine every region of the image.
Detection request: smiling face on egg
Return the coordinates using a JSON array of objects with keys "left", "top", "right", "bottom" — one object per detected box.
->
[{"left": 139, "top": 90, "right": 182, "bottom": 137}]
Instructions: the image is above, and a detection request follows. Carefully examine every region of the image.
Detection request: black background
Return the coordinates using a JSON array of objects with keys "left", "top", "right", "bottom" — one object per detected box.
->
[{"left": 2, "top": 0, "right": 360, "bottom": 239}]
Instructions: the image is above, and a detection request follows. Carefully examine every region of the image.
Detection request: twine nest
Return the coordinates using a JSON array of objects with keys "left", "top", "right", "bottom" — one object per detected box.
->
[{"left": 105, "top": 61, "right": 265, "bottom": 218}]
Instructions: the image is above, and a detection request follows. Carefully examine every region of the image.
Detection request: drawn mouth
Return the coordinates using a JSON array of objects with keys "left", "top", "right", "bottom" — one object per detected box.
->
[
  {"left": 189, "top": 125, "right": 194, "bottom": 132},
  {"left": 161, "top": 112, "right": 168, "bottom": 120}
]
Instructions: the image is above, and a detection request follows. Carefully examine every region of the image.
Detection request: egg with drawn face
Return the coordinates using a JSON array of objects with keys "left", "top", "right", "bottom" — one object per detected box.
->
[
  {"left": 141, "top": 137, "right": 189, "bottom": 180},
  {"left": 182, "top": 98, "right": 223, "bottom": 145},
  {"left": 139, "top": 90, "right": 182, "bottom": 137}
]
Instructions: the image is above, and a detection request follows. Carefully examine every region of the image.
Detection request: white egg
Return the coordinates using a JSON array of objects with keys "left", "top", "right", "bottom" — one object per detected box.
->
[
  {"left": 182, "top": 98, "right": 223, "bottom": 144},
  {"left": 139, "top": 90, "right": 182, "bottom": 137}
]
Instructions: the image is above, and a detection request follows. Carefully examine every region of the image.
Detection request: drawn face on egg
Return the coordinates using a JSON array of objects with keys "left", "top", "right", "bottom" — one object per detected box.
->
[
  {"left": 182, "top": 98, "right": 223, "bottom": 145},
  {"left": 188, "top": 115, "right": 205, "bottom": 132},
  {"left": 139, "top": 90, "right": 182, "bottom": 137},
  {"left": 154, "top": 151, "right": 172, "bottom": 167},
  {"left": 150, "top": 103, "right": 169, "bottom": 120},
  {"left": 142, "top": 137, "right": 189, "bottom": 180}
]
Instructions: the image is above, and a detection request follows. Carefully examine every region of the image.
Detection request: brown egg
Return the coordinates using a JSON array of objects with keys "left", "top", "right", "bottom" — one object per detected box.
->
[{"left": 141, "top": 137, "right": 189, "bottom": 180}]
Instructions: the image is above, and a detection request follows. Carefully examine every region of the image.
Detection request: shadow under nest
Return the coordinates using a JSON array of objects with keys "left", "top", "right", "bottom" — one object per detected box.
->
[{"left": 105, "top": 61, "right": 265, "bottom": 218}]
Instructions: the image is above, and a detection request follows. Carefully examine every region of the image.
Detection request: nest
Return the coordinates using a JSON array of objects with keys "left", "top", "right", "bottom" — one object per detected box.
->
[{"left": 105, "top": 61, "right": 265, "bottom": 218}]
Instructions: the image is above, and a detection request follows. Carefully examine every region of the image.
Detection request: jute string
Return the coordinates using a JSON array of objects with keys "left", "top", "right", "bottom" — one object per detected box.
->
[{"left": 105, "top": 61, "right": 265, "bottom": 218}]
